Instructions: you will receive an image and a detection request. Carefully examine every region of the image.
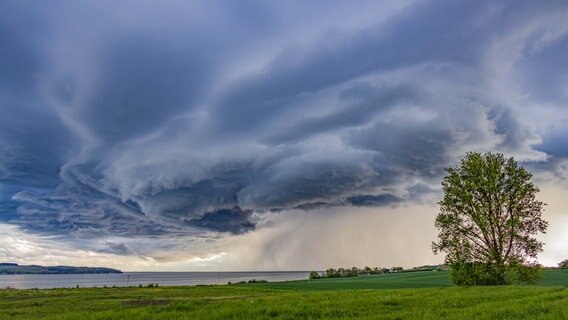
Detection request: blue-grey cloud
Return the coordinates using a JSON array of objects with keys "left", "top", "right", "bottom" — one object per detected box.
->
[
  {"left": 188, "top": 206, "right": 255, "bottom": 235},
  {"left": 1, "top": 0, "right": 567, "bottom": 259},
  {"left": 74, "top": 34, "right": 212, "bottom": 143},
  {"left": 98, "top": 241, "right": 137, "bottom": 256},
  {"left": 260, "top": 84, "right": 419, "bottom": 145},
  {"left": 515, "top": 33, "right": 568, "bottom": 105},
  {"left": 347, "top": 194, "right": 404, "bottom": 207},
  {"left": 535, "top": 123, "right": 568, "bottom": 158}
]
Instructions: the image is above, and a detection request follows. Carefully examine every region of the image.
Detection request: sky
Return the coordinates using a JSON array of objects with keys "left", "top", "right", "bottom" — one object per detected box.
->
[{"left": 1, "top": 0, "right": 568, "bottom": 271}]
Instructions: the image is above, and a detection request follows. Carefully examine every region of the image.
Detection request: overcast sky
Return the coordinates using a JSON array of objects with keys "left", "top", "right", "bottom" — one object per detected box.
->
[{"left": 1, "top": 0, "right": 568, "bottom": 271}]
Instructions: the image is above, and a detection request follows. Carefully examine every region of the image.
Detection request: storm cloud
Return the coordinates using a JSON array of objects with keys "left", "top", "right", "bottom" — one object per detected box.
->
[{"left": 1, "top": 0, "right": 568, "bottom": 262}]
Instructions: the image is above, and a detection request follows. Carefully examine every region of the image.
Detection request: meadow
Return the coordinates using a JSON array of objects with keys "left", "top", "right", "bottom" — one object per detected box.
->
[{"left": 1, "top": 269, "right": 567, "bottom": 319}]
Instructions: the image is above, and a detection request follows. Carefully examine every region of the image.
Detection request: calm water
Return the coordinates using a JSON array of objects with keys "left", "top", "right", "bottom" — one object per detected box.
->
[{"left": 0, "top": 271, "right": 310, "bottom": 289}]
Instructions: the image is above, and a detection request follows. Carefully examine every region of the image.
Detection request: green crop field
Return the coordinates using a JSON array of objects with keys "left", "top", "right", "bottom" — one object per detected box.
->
[
  {"left": 240, "top": 268, "right": 568, "bottom": 290},
  {"left": 239, "top": 270, "right": 453, "bottom": 290},
  {"left": 1, "top": 270, "right": 567, "bottom": 319}
]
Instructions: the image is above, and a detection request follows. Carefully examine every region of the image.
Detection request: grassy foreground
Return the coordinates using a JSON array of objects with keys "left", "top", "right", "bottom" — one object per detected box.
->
[{"left": 1, "top": 270, "right": 567, "bottom": 319}]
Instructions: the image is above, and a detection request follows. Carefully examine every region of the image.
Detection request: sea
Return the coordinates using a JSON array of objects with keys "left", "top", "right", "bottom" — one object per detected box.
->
[{"left": 0, "top": 271, "right": 311, "bottom": 289}]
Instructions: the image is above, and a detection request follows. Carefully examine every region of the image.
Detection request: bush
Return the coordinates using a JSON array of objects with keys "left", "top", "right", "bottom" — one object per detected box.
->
[
  {"left": 450, "top": 262, "right": 542, "bottom": 286},
  {"left": 309, "top": 271, "right": 320, "bottom": 280},
  {"left": 247, "top": 279, "right": 267, "bottom": 283},
  {"left": 508, "top": 263, "right": 542, "bottom": 285},
  {"left": 450, "top": 263, "right": 498, "bottom": 286},
  {"left": 558, "top": 259, "right": 568, "bottom": 269}
]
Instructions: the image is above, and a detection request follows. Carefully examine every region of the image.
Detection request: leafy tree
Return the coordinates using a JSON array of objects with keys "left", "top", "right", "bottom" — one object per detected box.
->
[
  {"left": 432, "top": 152, "right": 548, "bottom": 285},
  {"left": 559, "top": 259, "right": 568, "bottom": 269},
  {"left": 325, "top": 268, "right": 337, "bottom": 278},
  {"left": 309, "top": 271, "right": 320, "bottom": 280},
  {"left": 351, "top": 267, "right": 359, "bottom": 277},
  {"left": 363, "top": 266, "right": 372, "bottom": 275}
]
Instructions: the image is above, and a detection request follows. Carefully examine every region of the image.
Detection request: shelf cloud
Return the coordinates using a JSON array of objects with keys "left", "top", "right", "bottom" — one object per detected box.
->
[{"left": 1, "top": 0, "right": 567, "bottom": 265}]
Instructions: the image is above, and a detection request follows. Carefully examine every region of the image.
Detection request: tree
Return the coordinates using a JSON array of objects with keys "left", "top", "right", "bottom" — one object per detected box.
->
[
  {"left": 363, "top": 266, "right": 372, "bottom": 275},
  {"left": 351, "top": 267, "right": 359, "bottom": 277},
  {"left": 325, "top": 268, "right": 337, "bottom": 278},
  {"left": 559, "top": 259, "right": 568, "bottom": 269},
  {"left": 432, "top": 152, "right": 548, "bottom": 285},
  {"left": 309, "top": 271, "right": 320, "bottom": 280}
]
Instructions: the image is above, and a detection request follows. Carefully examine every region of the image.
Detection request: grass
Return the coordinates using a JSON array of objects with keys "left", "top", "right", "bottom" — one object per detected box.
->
[
  {"left": 1, "top": 269, "right": 567, "bottom": 319},
  {"left": 240, "top": 269, "right": 568, "bottom": 290},
  {"left": 239, "top": 270, "right": 453, "bottom": 290}
]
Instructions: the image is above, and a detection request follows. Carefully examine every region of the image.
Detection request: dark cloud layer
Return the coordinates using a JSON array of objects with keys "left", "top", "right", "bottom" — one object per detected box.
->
[
  {"left": 188, "top": 207, "right": 255, "bottom": 235},
  {"left": 1, "top": 0, "right": 567, "bottom": 257}
]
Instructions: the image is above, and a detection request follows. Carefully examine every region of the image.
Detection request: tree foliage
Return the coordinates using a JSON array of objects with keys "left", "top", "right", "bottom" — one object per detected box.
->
[
  {"left": 321, "top": 266, "right": 402, "bottom": 279},
  {"left": 432, "top": 152, "right": 548, "bottom": 285},
  {"left": 559, "top": 259, "right": 568, "bottom": 269}
]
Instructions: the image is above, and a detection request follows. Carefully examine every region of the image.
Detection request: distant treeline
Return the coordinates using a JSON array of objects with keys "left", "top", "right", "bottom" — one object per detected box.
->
[
  {"left": 309, "top": 265, "right": 444, "bottom": 279},
  {"left": 0, "top": 263, "right": 122, "bottom": 275}
]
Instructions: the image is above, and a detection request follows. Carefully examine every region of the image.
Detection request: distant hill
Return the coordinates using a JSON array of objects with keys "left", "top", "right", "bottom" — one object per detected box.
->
[{"left": 0, "top": 263, "right": 122, "bottom": 275}]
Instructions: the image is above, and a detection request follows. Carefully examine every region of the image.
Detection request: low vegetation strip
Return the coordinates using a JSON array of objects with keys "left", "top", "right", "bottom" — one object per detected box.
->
[
  {"left": 240, "top": 269, "right": 567, "bottom": 291},
  {"left": 243, "top": 271, "right": 453, "bottom": 291},
  {"left": 1, "top": 285, "right": 568, "bottom": 319},
  {"left": 1, "top": 270, "right": 567, "bottom": 319}
]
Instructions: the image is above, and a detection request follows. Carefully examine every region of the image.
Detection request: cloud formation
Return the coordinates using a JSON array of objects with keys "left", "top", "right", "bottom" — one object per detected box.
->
[{"left": 1, "top": 0, "right": 568, "bottom": 263}]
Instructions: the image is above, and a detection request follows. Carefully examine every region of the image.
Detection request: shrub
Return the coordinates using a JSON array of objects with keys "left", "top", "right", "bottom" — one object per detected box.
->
[
  {"left": 451, "top": 261, "right": 542, "bottom": 286},
  {"left": 247, "top": 279, "right": 268, "bottom": 283},
  {"left": 509, "top": 263, "right": 542, "bottom": 285}
]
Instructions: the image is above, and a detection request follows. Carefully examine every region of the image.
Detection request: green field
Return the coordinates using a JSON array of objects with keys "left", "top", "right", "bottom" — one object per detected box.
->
[
  {"left": 1, "top": 270, "right": 567, "bottom": 319},
  {"left": 239, "top": 270, "right": 453, "bottom": 290}
]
